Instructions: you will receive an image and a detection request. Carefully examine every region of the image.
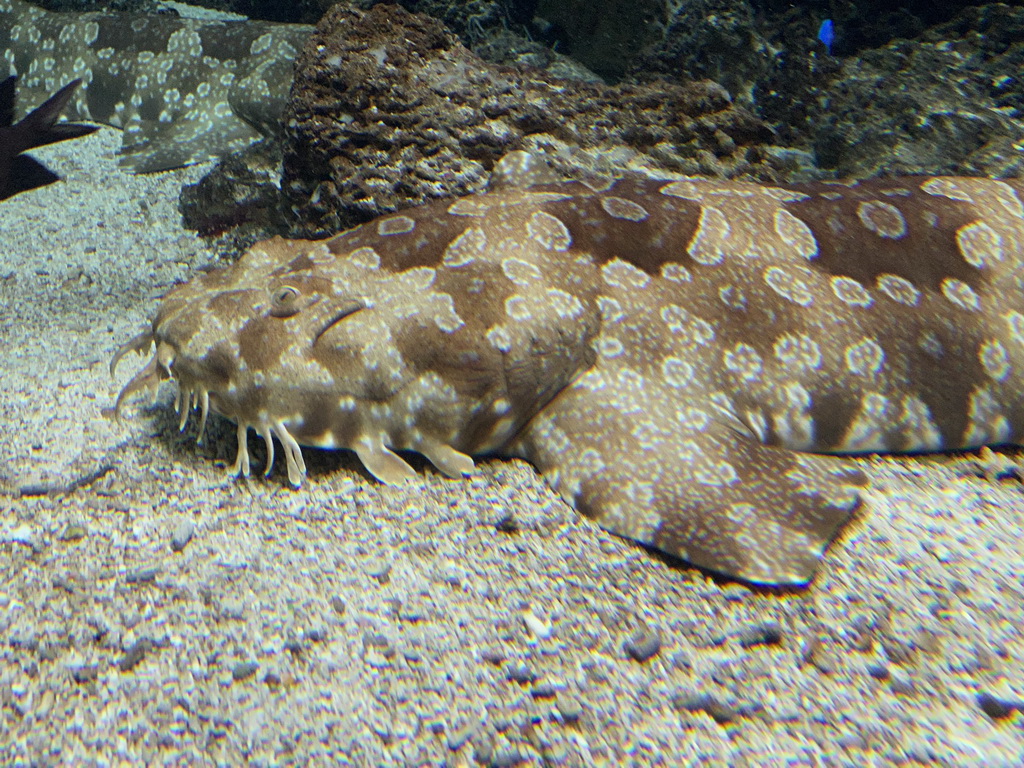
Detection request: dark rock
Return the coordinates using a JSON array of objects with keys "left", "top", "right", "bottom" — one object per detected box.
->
[
  {"left": 624, "top": 627, "right": 662, "bottom": 662},
  {"left": 282, "top": 4, "right": 782, "bottom": 238},
  {"left": 809, "top": 37, "right": 1024, "bottom": 178},
  {"left": 179, "top": 138, "right": 290, "bottom": 249}
]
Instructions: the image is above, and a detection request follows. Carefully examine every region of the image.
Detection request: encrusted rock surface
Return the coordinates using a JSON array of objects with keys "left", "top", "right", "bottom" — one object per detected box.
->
[{"left": 281, "top": 3, "right": 781, "bottom": 237}]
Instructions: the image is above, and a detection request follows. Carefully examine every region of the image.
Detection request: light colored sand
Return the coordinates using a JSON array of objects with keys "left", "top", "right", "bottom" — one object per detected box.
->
[{"left": 1, "top": 128, "right": 1023, "bottom": 766}]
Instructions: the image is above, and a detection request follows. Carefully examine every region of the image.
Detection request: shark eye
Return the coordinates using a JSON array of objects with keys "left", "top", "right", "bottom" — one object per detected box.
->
[{"left": 270, "top": 285, "right": 301, "bottom": 317}]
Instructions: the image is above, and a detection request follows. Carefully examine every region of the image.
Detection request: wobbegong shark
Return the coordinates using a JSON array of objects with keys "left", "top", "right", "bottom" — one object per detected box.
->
[
  {"left": 111, "top": 152, "right": 1024, "bottom": 586},
  {"left": 0, "top": 0, "right": 312, "bottom": 172}
]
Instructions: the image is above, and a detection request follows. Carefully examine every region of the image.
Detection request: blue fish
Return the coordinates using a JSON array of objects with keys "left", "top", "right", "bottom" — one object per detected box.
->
[{"left": 817, "top": 19, "right": 835, "bottom": 55}]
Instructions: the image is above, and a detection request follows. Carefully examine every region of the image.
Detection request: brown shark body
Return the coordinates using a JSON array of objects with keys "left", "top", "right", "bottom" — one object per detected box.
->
[{"left": 112, "top": 154, "right": 1024, "bottom": 586}]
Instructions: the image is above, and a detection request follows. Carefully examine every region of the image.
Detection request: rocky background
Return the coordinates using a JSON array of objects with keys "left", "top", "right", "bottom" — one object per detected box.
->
[{"left": 35, "top": 0, "right": 1024, "bottom": 244}]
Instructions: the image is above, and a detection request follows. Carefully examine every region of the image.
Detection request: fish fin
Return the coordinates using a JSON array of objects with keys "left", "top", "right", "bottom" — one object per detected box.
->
[
  {"left": 420, "top": 440, "right": 475, "bottom": 479},
  {"left": 117, "top": 114, "right": 262, "bottom": 173},
  {"left": 353, "top": 437, "right": 418, "bottom": 485},
  {"left": 511, "top": 371, "right": 865, "bottom": 585}
]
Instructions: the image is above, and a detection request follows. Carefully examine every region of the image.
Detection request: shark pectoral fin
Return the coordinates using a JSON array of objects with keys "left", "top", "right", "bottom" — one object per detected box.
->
[
  {"left": 512, "top": 378, "right": 866, "bottom": 586},
  {"left": 117, "top": 114, "right": 261, "bottom": 173},
  {"left": 420, "top": 441, "right": 476, "bottom": 479},
  {"left": 354, "top": 437, "right": 418, "bottom": 485}
]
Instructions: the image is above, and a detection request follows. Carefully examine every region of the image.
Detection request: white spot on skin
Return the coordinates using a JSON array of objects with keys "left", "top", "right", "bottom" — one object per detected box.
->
[
  {"left": 601, "top": 196, "right": 649, "bottom": 222},
  {"left": 432, "top": 294, "right": 465, "bottom": 333},
  {"left": 378, "top": 215, "right": 416, "bottom": 236},
  {"left": 773, "top": 333, "right": 822, "bottom": 371},
  {"left": 955, "top": 220, "right": 1003, "bottom": 269},
  {"left": 845, "top": 337, "right": 885, "bottom": 376},
  {"left": 694, "top": 461, "right": 739, "bottom": 486},
  {"left": 661, "top": 306, "right": 714, "bottom": 345},
  {"left": 597, "top": 336, "right": 624, "bottom": 358},
  {"left": 348, "top": 246, "right": 380, "bottom": 269},
  {"left": 941, "top": 278, "right": 981, "bottom": 312},
  {"left": 486, "top": 325, "right": 513, "bottom": 352},
  {"left": 773, "top": 209, "right": 818, "bottom": 259},
  {"left": 876, "top": 274, "right": 920, "bottom": 306},
  {"left": 918, "top": 331, "right": 944, "bottom": 358},
  {"left": 980, "top": 339, "right": 1010, "bottom": 381},
  {"left": 501, "top": 257, "right": 543, "bottom": 286},
  {"left": 597, "top": 295, "right": 625, "bottom": 323},
  {"left": 857, "top": 200, "right": 907, "bottom": 239},
  {"left": 661, "top": 263, "right": 692, "bottom": 283},
  {"left": 546, "top": 288, "right": 584, "bottom": 319},
  {"left": 921, "top": 177, "right": 974, "bottom": 203},
  {"left": 718, "top": 285, "right": 746, "bottom": 310},
  {"left": 250, "top": 33, "right": 273, "bottom": 55},
  {"left": 686, "top": 205, "right": 728, "bottom": 265},
  {"left": 661, "top": 304, "right": 688, "bottom": 333},
  {"left": 764, "top": 266, "right": 814, "bottom": 306},
  {"left": 1005, "top": 311, "right": 1024, "bottom": 345},
  {"left": 898, "top": 395, "right": 943, "bottom": 451},
  {"left": 831, "top": 276, "right": 873, "bottom": 307},
  {"left": 505, "top": 295, "right": 532, "bottom": 322},
  {"left": 662, "top": 357, "right": 695, "bottom": 388},
  {"left": 602, "top": 258, "right": 650, "bottom": 290},
  {"left": 840, "top": 392, "right": 892, "bottom": 452},
  {"left": 964, "top": 386, "right": 1011, "bottom": 445},
  {"left": 723, "top": 342, "right": 763, "bottom": 382},
  {"left": 443, "top": 227, "right": 486, "bottom": 267},
  {"left": 527, "top": 211, "right": 571, "bottom": 251}
]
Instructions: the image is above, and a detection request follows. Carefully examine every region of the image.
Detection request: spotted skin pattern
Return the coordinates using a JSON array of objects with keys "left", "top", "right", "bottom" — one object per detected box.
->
[
  {"left": 0, "top": 0, "right": 310, "bottom": 171},
  {"left": 113, "top": 160, "right": 1024, "bottom": 584}
]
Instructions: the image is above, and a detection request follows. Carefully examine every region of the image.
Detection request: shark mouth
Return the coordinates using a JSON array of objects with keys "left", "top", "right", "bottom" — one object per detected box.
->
[{"left": 108, "top": 330, "right": 307, "bottom": 486}]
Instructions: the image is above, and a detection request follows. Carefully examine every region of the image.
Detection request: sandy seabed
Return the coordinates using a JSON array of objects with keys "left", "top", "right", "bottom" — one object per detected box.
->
[{"left": 1, "top": 129, "right": 1023, "bottom": 766}]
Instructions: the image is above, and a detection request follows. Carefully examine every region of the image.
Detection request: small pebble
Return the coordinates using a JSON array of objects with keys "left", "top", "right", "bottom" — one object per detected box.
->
[
  {"left": 866, "top": 662, "right": 890, "bottom": 681},
  {"left": 330, "top": 595, "right": 346, "bottom": 615},
  {"left": 624, "top": 628, "right": 661, "bottom": 662},
  {"left": 232, "top": 661, "right": 259, "bottom": 681},
  {"left": 737, "top": 621, "right": 783, "bottom": 648},
  {"left": 170, "top": 519, "right": 195, "bottom": 552},
  {"left": 673, "top": 692, "right": 741, "bottom": 724},
  {"left": 978, "top": 692, "right": 1020, "bottom": 719},
  {"left": 506, "top": 662, "right": 537, "bottom": 684},
  {"left": 447, "top": 722, "right": 479, "bottom": 751},
  {"left": 490, "top": 746, "right": 525, "bottom": 767},
  {"left": 555, "top": 695, "right": 583, "bottom": 723},
  {"left": 522, "top": 608, "right": 553, "bottom": 641},
  {"left": 480, "top": 648, "right": 506, "bottom": 665},
  {"left": 125, "top": 566, "right": 160, "bottom": 585},
  {"left": 494, "top": 513, "right": 519, "bottom": 534},
  {"left": 59, "top": 523, "right": 87, "bottom": 542},
  {"left": 366, "top": 560, "right": 392, "bottom": 584},
  {"left": 70, "top": 665, "right": 99, "bottom": 684},
  {"left": 118, "top": 639, "right": 150, "bottom": 672}
]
